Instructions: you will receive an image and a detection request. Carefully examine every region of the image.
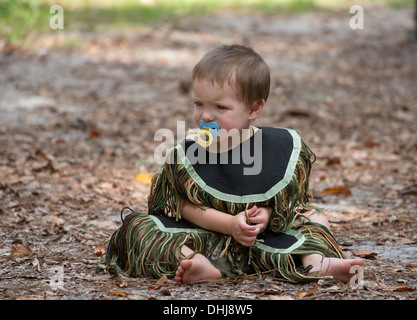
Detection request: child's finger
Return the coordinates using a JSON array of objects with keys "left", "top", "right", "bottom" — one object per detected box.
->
[
  {"left": 238, "top": 235, "right": 257, "bottom": 247},
  {"left": 240, "top": 221, "right": 257, "bottom": 233},
  {"left": 250, "top": 217, "right": 267, "bottom": 226},
  {"left": 238, "top": 219, "right": 257, "bottom": 235},
  {"left": 247, "top": 206, "right": 258, "bottom": 216}
]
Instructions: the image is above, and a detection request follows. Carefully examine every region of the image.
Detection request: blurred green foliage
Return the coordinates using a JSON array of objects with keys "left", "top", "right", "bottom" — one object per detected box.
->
[{"left": 0, "top": 0, "right": 413, "bottom": 44}]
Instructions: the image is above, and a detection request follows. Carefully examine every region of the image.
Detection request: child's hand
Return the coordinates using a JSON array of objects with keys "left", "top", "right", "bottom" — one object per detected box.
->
[
  {"left": 248, "top": 206, "right": 272, "bottom": 234},
  {"left": 230, "top": 206, "right": 259, "bottom": 247},
  {"left": 230, "top": 206, "right": 272, "bottom": 247}
]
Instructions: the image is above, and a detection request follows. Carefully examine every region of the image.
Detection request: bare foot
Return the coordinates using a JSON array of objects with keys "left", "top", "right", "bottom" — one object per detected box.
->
[
  {"left": 303, "top": 254, "right": 364, "bottom": 283},
  {"left": 175, "top": 254, "right": 222, "bottom": 284}
]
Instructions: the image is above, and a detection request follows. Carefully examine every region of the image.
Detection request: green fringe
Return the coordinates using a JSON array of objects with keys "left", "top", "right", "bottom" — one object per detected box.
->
[
  {"left": 106, "top": 212, "right": 216, "bottom": 278},
  {"left": 250, "top": 222, "right": 346, "bottom": 282},
  {"left": 105, "top": 214, "right": 346, "bottom": 282}
]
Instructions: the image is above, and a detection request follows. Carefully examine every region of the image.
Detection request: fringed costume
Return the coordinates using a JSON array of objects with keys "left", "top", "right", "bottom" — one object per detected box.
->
[{"left": 105, "top": 127, "right": 345, "bottom": 282}]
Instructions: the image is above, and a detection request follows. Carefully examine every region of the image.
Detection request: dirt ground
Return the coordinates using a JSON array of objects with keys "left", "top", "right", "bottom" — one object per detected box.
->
[{"left": 0, "top": 5, "right": 416, "bottom": 301}]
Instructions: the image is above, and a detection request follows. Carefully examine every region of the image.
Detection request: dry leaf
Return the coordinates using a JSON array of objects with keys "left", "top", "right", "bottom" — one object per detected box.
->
[
  {"left": 354, "top": 249, "right": 378, "bottom": 259},
  {"left": 398, "top": 184, "right": 417, "bottom": 197},
  {"left": 115, "top": 280, "right": 129, "bottom": 288},
  {"left": 44, "top": 215, "right": 65, "bottom": 226},
  {"left": 7, "top": 201, "right": 19, "bottom": 209},
  {"left": 326, "top": 157, "right": 341, "bottom": 165},
  {"left": 112, "top": 289, "right": 128, "bottom": 297},
  {"left": 322, "top": 187, "right": 352, "bottom": 195},
  {"left": 405, "top": 264, "right": 417, "bottom": 272},
  {"left": 134, "top": 173, "right": 153, "bottom": 184},
  {"left": 394, "top": 238, "right": 417, "bottom": 245},
  {"left": 351, "top": 150, "right": 368, "bottom": 160},
  {"left": 161, "top": 288, "right": 172, "bottom": 296},
  {"left": 378, "top": 284, "right": 415, "bottom": 292},
  {"left": 32, "top": 258, "right": 42, "bottom": 272},
  {"left": 294, "top": 283, "right": 318, "bottom": 298},
  {"left": 10, "top": 243, "right": 33, "bottom": 257},
  {"left": 89, "top": 128, "right": 101, "bottom": 139},
  {"left": 268, "top": 295, "right": 293, "bottom": 300},
  {"left": 147, "top": 285, "right": 160, "bottom": 291},
  {"left": 156, "top": 274, "right": 168, "bottom": 286},
  {"left": 94, "top": 244, "right": 106, "bottom": 256},
  {"left": 16, "top": 296, "right": 45, "bottom": 300},
  {"left": 246, "top": 285, "right": 283, "bottom": 295}
]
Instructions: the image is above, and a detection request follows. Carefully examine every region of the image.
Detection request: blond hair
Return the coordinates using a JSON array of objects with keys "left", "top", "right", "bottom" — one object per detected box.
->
[{"left": 192, "top": 44, "right": 270, "bottom": 107}]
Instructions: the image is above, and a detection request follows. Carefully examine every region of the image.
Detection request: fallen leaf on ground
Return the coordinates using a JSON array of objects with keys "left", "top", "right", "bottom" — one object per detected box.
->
[
  {"left": 268, "top": 295, "right": 293, "bottom": 300},
  {"left": 156, "top": 274, "right": 168, "bottom": 286},
  {"left": 148, "top": 276, "right": 167, "bottom": 291},
  {"left": 112, "top": 289, "right": 128, "bottom": 297},
  {"left": 405, "top": 264, "right": 417, "bottom": 272},
  {"left": 398, "top": 184, "right": 417, "bottom": 197},
  {"left": 115, "top": 279, "right": 129, "bottom": 288},
  {"left": 7, "top": 201, "right": 19, "bottom": 209},
  {"left": 16, "top": 296, "right": 45, "bottom": 300},
  {"left": 294, "top": 283, "right": 318, "bottom": 298},
  {"left": 32, "top": 258, "right": 42, "bottom": 272},
  {"left": 394, "top": 238, "right": 417, "bottom": 245},
  {"left": 246, "top": 289, "right": 282, "bottom": 295},
  {"left": 89, "top": 128, "right": 101, "bottom": 139},
  {"left": 94, "top": 244, "right": 106, "bottom": 256},
  {"left": 322, "top": 187, "right": 352, "bottom": 195},
  {"left": 10, "top": 243, "right": 33, "bottom": 257},
  {"left": 43, "top": 215, "right": 65, "bottom": 226},
  {"left": 246, "top": 284, "right": 284, "bottom": 296},
  {"left": 134, "top": 173, "right": 153, "bottom": 184},
  {"left": 161, "top": 288, "right": 172, "bottom": 296},
  {"left": 377, "top": 284, "right": 415, "bottom": 292},
  {"left": 354, "top": 249, "right": 378, "bottom": 259}
]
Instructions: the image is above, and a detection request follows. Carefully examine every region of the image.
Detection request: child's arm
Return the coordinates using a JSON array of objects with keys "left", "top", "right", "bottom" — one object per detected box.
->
[{"left": 180, "top": 201, "right": 268, "bottom": 247}]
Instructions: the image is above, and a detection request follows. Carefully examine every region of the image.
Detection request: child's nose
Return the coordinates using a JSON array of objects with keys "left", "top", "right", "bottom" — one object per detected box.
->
[{"left": 201, "top": 110, "right": 215, "bottom": 122}]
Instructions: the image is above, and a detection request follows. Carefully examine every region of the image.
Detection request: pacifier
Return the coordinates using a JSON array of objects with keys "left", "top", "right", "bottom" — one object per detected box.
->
[{"left": 197, "top": 120, "right": 220, "bottom": 147}]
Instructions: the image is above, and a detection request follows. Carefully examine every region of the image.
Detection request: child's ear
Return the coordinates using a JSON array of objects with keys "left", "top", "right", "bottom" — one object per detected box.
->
[{"left": 249, "top": 99, "right": 265, "bottom": 120}]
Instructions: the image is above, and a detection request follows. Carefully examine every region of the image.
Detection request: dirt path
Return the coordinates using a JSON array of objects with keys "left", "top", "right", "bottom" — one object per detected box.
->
[{"left": 0, "top": 5, "right": 416, "bottom": 300}]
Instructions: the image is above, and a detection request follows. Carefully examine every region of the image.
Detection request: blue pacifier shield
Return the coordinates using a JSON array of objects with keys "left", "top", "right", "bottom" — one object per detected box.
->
[
  {"left": 198, "top": 120, "right": 220, "bottom": 138},
  {"left": 197, "top": 120, "right": 220, "bottom": 147}
]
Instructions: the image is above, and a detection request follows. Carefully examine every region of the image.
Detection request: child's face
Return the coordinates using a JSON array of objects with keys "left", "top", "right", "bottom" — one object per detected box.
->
[{"left": 192, "top": 78, "right": 254, "bottom": 138}]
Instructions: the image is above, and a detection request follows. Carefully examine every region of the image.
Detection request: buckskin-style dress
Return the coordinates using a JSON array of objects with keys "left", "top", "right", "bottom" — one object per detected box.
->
[{"left": 105, "top": 127, "right": 345, "bottom": 282}]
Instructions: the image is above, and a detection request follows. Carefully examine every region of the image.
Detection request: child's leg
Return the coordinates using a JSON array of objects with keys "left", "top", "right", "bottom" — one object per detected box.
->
[
  {"left": 298, "top": 212, "right": 364, "bottom": 283},
  {"left": 175, "top": 245, "right": 222, "bottom": 284}
]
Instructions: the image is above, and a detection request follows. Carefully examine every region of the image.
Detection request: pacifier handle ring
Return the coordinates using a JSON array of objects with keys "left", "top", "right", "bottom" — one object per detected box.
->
[{"left": 197, "top": 128, "right": 213, "bottom": 147}]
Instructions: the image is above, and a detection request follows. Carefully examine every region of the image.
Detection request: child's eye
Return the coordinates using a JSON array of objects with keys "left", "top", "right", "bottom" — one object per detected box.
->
[
  {"left": 194, "top": 102, "right": 203, "bottom": 107},
  {"left": 217, "top": 105, "right": 226, "bottom": 110}
]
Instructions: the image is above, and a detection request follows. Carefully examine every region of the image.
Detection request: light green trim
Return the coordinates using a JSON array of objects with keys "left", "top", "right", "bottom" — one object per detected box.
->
[
  {"left": 176, "top": 128, "right": 301, "bottom": 204},
  {"left": 150, "top": 216, "right": 304, "bottom": 254},
  {"left": 254, "top": 229, "right": 305, "bottom": 254},
  {"left": 148, "top": 215, "right": 211, "bottom": 234}
]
